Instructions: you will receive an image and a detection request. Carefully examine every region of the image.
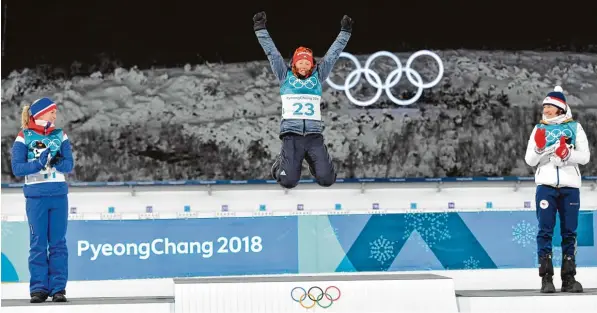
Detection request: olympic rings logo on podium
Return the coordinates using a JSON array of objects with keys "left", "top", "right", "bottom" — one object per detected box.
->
[
  {"left": 325, "top": 50, "right": 444, "bottom": 106},
  {"left": 290, "top": 286, "right": 341, "bottom": 309}
]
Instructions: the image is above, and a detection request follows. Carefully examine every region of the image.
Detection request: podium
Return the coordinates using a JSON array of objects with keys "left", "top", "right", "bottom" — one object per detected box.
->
[
  {"left": 0, "top": 296, "right": 174, "bottom": 313},
  {"left": 457, "top": 288, "right": 597, "bottom": 313},
  {"left": 174, "top": 273, "right": 459, "bottom": 313}
]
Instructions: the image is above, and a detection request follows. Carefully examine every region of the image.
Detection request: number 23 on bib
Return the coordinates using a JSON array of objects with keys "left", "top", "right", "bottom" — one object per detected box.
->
[{"left": 281, "top": 94, "right": 322, "bottom": 120}]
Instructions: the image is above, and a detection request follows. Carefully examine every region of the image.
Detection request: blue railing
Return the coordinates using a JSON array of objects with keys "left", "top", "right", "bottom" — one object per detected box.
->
[{"left": 2, "top": 176, "right": 596, "bottom": 188}]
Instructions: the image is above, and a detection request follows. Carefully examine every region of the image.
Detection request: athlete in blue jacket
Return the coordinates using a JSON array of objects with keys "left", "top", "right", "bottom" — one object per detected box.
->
[
  {"left": 11, "top": 97, "right": 74, "bottom": 303},
  {"left": 253, "top": 11, "right": 352, "bottom": 189}
]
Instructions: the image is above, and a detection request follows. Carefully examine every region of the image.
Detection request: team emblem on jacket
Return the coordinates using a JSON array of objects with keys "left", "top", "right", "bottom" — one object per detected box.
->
[
  {"left": 539, "top": 200, "right": 549, "bottom": 209},
  {"left": 31, "top": 141, "right": 48, "bottom": 158}
]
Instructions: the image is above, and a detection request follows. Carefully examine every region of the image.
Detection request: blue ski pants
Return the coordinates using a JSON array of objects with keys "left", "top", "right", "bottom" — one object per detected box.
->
[
  {"left": 25, "top": 195, "right": 69, "bottom": 295},
  {"left": 536, "top": 185, "right": 580, "bottom": 259}
]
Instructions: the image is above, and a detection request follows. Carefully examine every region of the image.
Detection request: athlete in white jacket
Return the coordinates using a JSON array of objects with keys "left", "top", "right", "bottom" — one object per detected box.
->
[
  {"left": 525, "top": 109, "right": 590, "bottom": 189},
  {"left": 524, "top": 86, "right": 590, "bottom": 294}
]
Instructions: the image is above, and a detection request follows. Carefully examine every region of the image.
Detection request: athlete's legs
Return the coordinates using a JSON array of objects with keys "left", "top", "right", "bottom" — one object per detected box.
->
[
  {"left": 273, "top": 134, "right": 305, "bottom": 189},
  {"left": 25, "top": 197, "right": 50, "bottom": 295},
  {"left": 304, "top": 134, "right": 336, "bottom": 187},
  {"left": 48, "top": 195, "right": 68, "bottom": 297},
  {"left": 558, "top": 187, "right": 583, "bottom": 292},
  {"left": 536, "top": 185, "right": 557, "bottom": 293}
]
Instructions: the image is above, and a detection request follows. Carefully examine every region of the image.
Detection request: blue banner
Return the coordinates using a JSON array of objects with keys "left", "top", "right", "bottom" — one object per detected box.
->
[
  {"left": 2, "top": 211, "right": 596, "bottom": 282},
  {"left": 2, "top": 216, "right": 299, "bottom": 282}
]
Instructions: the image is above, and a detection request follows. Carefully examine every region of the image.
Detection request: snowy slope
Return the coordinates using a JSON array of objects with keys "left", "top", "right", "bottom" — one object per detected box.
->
[{"left": 2, "top": 50, "right": 596, "bottom": 182}]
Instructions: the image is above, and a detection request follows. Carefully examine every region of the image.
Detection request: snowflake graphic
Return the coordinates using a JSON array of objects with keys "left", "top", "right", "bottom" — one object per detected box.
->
[
  {"left": 532, "top": 247, "right": 563, "bottom": 267},
  {"left": 463, "top": 256, "right": 480, "bottom": 270},
  {"left": 552, "top": 247, "right": 563, "bottom": 267},
  {"left": 369, "top": 235, "right": 395, "bottom": 265},
  {"left": 322, "top": 226, "right": 339, "bottom": 239},
  {"left": 403, "top": 212, "right": 451, "bottom": 250},
  {"left": 512, "top": 220, "right": 537, "bottom": 248}
]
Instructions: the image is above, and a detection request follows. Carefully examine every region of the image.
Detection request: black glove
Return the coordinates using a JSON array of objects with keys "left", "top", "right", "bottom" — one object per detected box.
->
[
  {"left": 340, "top": 15, "right": 353, "bottom": 33},
  {"left": 253, "top": 11, "right": 267, "bottom": 31},
  {"left": 49, "top": 151, "right": 62, "bottom": 167}
]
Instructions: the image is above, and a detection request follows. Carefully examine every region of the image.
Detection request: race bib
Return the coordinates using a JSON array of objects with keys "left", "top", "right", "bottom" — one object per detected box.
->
[
  {"left": 281, "top": 94, "right": 322, "bottom": 120},
  {"left": 25, "top": 166, "right": 65, "bottom": 185}
]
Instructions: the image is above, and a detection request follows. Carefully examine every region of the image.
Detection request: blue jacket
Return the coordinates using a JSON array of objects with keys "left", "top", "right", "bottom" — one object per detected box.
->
[
  {"left": 11, "top": 129, "right": 74, "bottom": 198},
  {"left": 255, "top": 29, "right": 351, "bottom": 137}
]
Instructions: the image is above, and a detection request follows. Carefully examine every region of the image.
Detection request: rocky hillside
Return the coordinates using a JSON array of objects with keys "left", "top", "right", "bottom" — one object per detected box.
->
[{"left": 2, "top": 50, "right": 596, "bottom": 182}]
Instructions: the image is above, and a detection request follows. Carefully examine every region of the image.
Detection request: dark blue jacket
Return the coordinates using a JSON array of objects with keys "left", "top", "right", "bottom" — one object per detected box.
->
[{"left": 255, "top": 29, "right": 351, "bottom": 137}]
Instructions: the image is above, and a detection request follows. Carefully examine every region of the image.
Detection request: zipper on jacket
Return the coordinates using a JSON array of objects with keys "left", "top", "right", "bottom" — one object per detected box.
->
[
  {"left": 574, "top": 166, "right": 580, "bottom": 176},
  {"left": 556, "top": 166, "right": 560, "bottom": 187}
]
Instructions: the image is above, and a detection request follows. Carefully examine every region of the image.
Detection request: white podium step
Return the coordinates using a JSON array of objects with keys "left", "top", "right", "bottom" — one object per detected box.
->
[
  {"left": 174, "top": 273, "right": 459, "bottom": 313},
  {"left": 0, "top": 296, "right": 174, "bottom": 313},
  {"left": 5, "top": 268, "right": 597, "bottom": 300},
  {"left": 456, "top": 289, "right": 597, "bottom": 313},
  {"left": 1, "top": 279, "right": 174, "bottom": 300}
]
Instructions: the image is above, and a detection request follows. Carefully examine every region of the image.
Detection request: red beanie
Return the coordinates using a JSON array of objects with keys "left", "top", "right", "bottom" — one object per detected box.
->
[{"left": 292, "top": 47, "right": 314, "bottom": 65}]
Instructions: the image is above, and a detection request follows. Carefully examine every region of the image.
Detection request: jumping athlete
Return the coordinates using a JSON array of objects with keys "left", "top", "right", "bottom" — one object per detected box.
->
[
  {"left": 11, "top": 97, "right": 74, "bottom": 303},
  {"left": 253, "top": 11, "right": 352, "bottom": 189},
  {"left": 524, "top": 86, "right": 590, "bottom": 293}
]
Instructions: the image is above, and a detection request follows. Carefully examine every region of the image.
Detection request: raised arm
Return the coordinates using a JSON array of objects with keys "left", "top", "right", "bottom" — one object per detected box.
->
[
  {"left": 317, "top": 15, "right": 353, "bottom": 82},
  {"left": 253, "top": 12, "right": 288, "bottom": 83}
]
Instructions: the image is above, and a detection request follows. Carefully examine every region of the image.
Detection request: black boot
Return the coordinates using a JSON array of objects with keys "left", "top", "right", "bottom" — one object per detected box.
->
[
  {"left": 539, "top": 253, "right": 556, "bottom": 293},
  {"left": 561, "top": 255, "right": 583, "bottom": 293},
  {"left": 30, "top": 291, "right": 48, "bottom": 303},
  {"left": 52, "top": 290, "right": 67, "bottom": 302}
]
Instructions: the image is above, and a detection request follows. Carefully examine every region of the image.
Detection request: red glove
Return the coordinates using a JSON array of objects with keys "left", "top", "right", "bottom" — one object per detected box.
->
[
  {"left": 555, "top": 136, "right": 570, "bottom": 161},
  {"left": 534, "top": 128, "right": 547, "bottom": 151}
]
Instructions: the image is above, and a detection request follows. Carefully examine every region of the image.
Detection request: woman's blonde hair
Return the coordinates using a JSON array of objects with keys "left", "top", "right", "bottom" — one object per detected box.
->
[{"left": 21, "top": 105, "right": 31, "bottom": 129}]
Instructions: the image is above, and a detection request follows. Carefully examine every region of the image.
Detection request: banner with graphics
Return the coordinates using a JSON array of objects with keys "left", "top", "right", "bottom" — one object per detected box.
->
[
  {"left": 1, "top": 216, "right": 299, "bottom": 282},
  {"left": 2, "top": 210, "right": 596, "bottom": 282}
]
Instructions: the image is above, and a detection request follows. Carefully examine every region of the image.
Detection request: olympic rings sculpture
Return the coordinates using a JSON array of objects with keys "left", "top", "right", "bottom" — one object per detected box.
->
[
  {"left": 290, "top": 286, "right": 341, "bottom": 309},
  {"left": 326, "top": 50, "right": 444, "bottom": 106}
]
